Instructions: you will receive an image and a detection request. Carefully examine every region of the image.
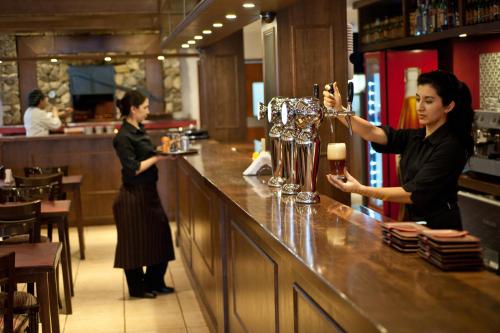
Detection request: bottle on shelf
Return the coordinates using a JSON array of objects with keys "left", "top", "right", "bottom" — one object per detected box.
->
[{"left": 414, "top": 0, "right": 423, "bottom": 36}]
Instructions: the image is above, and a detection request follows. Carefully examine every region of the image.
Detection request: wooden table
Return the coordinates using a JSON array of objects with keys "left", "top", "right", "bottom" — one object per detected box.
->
[
  {"left": 61, "top": 175, "right": 85, "bottom": 260},
  {"left": 0, "top": 243, "right": 63, "bottom": 333},
  {"left": 1, "top": 175, "right": 86, "bottom": 259},
  {"left": 41, "top": 200, "right": 73, "bottom": 314}
]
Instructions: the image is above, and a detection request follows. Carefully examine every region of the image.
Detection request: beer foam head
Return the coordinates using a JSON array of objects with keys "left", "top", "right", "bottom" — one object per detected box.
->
[{"left": 327, "top": 143, "right": 346, "bottom": 160}]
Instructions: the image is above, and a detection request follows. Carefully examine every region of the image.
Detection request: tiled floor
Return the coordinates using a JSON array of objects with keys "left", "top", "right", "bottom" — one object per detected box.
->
[{"left": 56, "top": 224, "right": 209, "bottom": 333}]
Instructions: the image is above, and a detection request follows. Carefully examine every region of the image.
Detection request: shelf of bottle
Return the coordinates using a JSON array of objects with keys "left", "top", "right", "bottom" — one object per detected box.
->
[{"left": 359, "top": 20, "right": 500, "bottom": 52}]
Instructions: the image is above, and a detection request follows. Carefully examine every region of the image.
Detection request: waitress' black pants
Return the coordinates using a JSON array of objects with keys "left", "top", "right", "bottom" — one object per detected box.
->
[{"left": 124, "top": 262, "right": 168, "bottom": 295}]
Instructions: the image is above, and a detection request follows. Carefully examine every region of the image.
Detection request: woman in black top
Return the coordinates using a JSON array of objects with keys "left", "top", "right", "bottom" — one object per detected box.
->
[
  {"left": 323, "top": 70, "right": 474, "bottom": 230},
  {"left": 113, "top": 90, "right": 175, "bottom": 298}
]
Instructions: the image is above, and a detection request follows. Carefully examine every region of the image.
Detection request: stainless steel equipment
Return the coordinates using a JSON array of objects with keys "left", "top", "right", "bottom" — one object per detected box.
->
[
  {"left": 259, "top": 97, "right": 288, "bottom": 187},
  {"left": 326, "top": 82, "right": 355, "bottom": 136},
  {"left": 470, "top": 110, "right": 500, "bottom": 177},
  {"left": 294, "top": 96, "right": 324, "bottom": 204},
  {"left": 281, "top": 98, "right": 301, "bottom": 195}
]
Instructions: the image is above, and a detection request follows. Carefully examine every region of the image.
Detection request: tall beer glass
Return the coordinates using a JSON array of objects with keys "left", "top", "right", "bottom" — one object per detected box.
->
[{"left": 327, "top": 143, "right": 346, "bottom": 181}]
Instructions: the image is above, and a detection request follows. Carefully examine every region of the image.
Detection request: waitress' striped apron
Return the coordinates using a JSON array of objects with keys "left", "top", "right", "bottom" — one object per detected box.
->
[{"left": 113, "top": 183, "right": 175, "bottom": 269}]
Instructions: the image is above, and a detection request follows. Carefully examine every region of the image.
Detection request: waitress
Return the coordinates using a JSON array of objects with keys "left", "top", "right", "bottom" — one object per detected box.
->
[
  {"left": 323, "top": 70, "right": 474, "bottom": 230},
  {"left": 113, "top": 90, "right": 175, "bottom": 298}
]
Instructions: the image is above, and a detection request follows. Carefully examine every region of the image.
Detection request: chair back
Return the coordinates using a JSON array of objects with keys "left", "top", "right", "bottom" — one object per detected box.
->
[
  {"left": 24, "top": 166, "right": 69, "bottom": 177},
  {"left": 0, "top": 252, "right": 15, "bottom": 333},
  {"left": 14, "top": 173, "right": 63, "bottom": 201},
  {"left": 0, "top": 201, "right": 42, "bottom": 243}
]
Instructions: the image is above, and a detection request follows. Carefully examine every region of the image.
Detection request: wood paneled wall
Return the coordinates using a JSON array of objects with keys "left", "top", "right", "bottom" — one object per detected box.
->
[
  {"left": 0, "top": 132, "right": 177, "bottom": 226},
  {"left": 198, "top": 31, "right": 247, "bottom": 142},
  {"left": 265, "top": 0, "right": 351, "bottom": 205}
]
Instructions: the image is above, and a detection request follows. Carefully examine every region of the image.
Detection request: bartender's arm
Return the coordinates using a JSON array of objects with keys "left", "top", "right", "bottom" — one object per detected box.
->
[
  {"left": 323, "top": 82, "right": 388, "bottom": 145},
  {"left": 327, "top": 171, "right": 413, "bottom": 204}
]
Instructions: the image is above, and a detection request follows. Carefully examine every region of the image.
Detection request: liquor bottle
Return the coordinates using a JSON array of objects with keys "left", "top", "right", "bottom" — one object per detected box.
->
[
  {"left": 398, "top": 67, "right": 421, "bottom": 130},
  {"left": 415, "top": 0, "right": 423, "bottom": 35},
  {"left": 422, "top": 0, "right": 429, "bottom": 34},
  {"left": 428, "top": 0, "right": 437, "bottom": 32}
]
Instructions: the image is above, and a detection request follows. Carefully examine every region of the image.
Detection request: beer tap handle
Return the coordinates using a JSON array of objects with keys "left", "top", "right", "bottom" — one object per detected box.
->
[
  {"left": 346, "top": 82, "right": 354, "bottom": 136},
  {"left": 347, "top": 82, "right": 354, "bottom": 105}
]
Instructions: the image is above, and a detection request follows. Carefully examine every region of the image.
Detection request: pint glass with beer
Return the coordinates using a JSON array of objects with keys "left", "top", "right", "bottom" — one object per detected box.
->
[{"left": 327, "top": 143, "right": 346, "bottom": 181}]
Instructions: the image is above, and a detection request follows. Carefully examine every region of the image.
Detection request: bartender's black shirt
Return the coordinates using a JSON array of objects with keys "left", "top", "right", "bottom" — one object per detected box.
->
[
  {"left": 371, "top": 122, "right": 467, "bottom": 229},
  {"left": 113, "top": 120, "right": 158, "bottom": 186}
]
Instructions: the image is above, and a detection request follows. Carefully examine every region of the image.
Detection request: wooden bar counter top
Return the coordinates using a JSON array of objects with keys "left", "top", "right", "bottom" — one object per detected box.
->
[{"left": 174, "top": 140, "right": 500, "bottom": 333}]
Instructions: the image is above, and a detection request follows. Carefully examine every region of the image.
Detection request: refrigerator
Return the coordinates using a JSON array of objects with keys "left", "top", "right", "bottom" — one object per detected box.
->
[{"left": 364, "top": 50, "right": 438, "bottom": 219}]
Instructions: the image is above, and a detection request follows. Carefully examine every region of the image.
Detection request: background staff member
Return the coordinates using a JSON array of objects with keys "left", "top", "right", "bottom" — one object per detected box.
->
[
  {"left": 323, "top": 70, "right": 474, "bottom": 230},
  {"left": 23, "top": 89, "right": 71, "bottom": 136},
  {"left": 113, "top": 90, "right": 175, "bottom": 298}
]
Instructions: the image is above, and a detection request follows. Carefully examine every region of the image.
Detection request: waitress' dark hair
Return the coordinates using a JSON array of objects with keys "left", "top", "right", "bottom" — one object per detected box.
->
[
  {"left": 28, "top": 89, "right": 46, "bottom": 107},
  {"left": 116, "top": 90, "right": 146, "bottom": 117},
  {"left": 417, "top": 70, "right": 474, "bottom": 158}
]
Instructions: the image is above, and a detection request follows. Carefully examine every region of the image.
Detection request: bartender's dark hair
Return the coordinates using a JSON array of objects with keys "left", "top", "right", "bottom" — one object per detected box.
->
[
  {"left": 116, "top": 90, "right": 146, "bottom": 117},
  {"left": 417, "top": 70, "right": 474, "bottom": 159},
  {"left": 28, "top": 89, "right": 46, "bottom": 107}
]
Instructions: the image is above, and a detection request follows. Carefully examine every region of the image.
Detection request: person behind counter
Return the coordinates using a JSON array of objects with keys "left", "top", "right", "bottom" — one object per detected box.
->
[
  {"left": 323, "top": 70, "right": 474, "bottom": 230},
  {"left": 23, "top": 89, "right": 72, "bottom": 136},
  {"left": 113, "top": 90, "right": 176, "bottom": 299}
]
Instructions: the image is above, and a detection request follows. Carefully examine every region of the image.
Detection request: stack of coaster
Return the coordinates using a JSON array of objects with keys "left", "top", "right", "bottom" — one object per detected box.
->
[
  {"left": 418, "top": 229, "right": 483, "bottom": 271},
  {"left": 381, "top": 222, "right": 429, "bottom": 253}
]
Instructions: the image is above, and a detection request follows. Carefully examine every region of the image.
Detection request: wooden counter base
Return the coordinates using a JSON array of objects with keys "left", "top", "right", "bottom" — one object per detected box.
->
[{"left": 173, "top": 141, "right": 500, "bottom": 333}]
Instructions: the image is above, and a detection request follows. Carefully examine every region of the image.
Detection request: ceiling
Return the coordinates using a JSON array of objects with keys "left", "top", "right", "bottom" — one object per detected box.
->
[{"left": 0, "top": 0, "right": 198, "bottom": 37}]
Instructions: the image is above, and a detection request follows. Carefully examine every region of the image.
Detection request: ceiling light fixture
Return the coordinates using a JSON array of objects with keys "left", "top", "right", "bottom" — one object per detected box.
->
[
  {"left": 213, "top": 22, "right": 223, "bottom": 28},
  {"left": 0, "top": 60, "right": 3, "bottom": 64},
  {"left": 194, "top": 35, "right": 203, "bottom": 40},
  {"left": 202, "top": 30, "right": 212, "bottom": 34},
  {"left": 187, "top": 40, "right": 196, "bottom": 45},
  {"left": 157, "top": 55, "right": 165, "bottom": 60},
  {"left": 225, "top": 14, "right": 237, "bottom": 20},
  {"left": 104, "top": 56, "right": 112, "bottom": 62},
  {"left": 50, "top": 58, "right": 58, "bottom": 63},
  {"left": 243, "top": 3, "right": 255, "bottom": 8},
  {"left": 181, "top": 44, "right": 190, "bottom": 48},
  {"left": 459, "top": 33, "right": 467, "bottom": 38}
]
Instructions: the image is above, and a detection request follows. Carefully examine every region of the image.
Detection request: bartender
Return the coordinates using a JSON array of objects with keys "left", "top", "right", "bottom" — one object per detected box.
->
[
  {"left": 23, "top": 89, "right": 72, "bottom": 136},
  {"left": 323, "top": 70, "right": 474, "bottom": 230}
]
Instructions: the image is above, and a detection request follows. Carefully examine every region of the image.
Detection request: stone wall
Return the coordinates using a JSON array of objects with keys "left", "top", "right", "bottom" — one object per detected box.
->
[
  {"left": 1, "top": 34, "right": 183, "bottom": 125},
  {"left": 162, "top": 57, "right": 182, "bottom": 114},
  {"left": 0, "top": 36, "right": 20, "bottom": 125}
]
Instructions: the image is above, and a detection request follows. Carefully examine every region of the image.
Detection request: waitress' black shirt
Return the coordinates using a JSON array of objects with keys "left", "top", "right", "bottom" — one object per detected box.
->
[
  {"left": 371, "top": 123, "right": 467, "bottom": 226},
  {"left": 113, "top": 121, "right": 158, "bottom": 186}
]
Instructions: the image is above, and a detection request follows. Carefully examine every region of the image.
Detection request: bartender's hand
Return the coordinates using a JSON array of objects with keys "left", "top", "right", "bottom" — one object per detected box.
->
[
  {"left": 323, "top": 82, "right": 343, "bottom": 111},
  {"left": 326, "top": 170, "right": 361, "bottom": 193},
  {"left": 50, "top": 107, "right": 60, "bottom": 118},
  {"left": 58, "top": 107, "right": 73, "bottom": 118}
]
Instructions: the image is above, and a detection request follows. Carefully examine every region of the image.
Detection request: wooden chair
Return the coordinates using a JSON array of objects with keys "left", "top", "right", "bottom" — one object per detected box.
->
[
  {"left": 0, "top": 202, "right": 42, "bottom": 333},
  {"left": 24, "top": 166, "right": 69, "bottom": 177},
  {"left": 0, "top": 182, "right": 74, "bottom": 312},
  {"left": 14, "top": 173, "right": 64, "bottom": 202},
  {"left": 0, "top": 250, "right": 37, "bottom": 333}
]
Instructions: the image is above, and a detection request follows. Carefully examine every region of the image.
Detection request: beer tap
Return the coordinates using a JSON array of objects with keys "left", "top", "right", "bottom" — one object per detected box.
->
[
  {"left": 259, "top": 97, "right": 288, "bottom": 187},
  {"left": 326, "top": 82, "right": 355, "bottom": 136}
]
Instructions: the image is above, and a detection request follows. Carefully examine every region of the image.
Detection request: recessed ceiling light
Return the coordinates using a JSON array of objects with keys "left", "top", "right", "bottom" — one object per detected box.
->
[
  {"left": 50, "top": 58, "right": 58, "bottom": 63},
  {"left": 104, "top": 56, "right": 112, "bottom": 62},
  {"left": 459, "top": 33, "right": 467, "bottom": 38},
  {"left": 0, "top": 60, "right": 3, "bottom": 64},
  {"left": 202, "top": 30, "right": 212, "bottom": 34},
  {"left": 181, "top": 44, "right": 190, "bottom": 48},
  {"left": 225, "top": 14, "right": 237, "bottom": 20},
  {"left": 187, "top": 40, "right": 196, "bottom": 45},
  {"left": 194, "top": 35, "right": 203, "bottom": 40},
  {"left": 157, "top": 55, "right": 165, "bottom": 60},
  {"left": 213, "top": 22, "right": 223, "bottom": 28},
  {"left": 243, "top": 3, "right": 255, "bottom": 8}
]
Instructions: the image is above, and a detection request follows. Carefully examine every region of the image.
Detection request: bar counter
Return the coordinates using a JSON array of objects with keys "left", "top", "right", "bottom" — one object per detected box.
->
[{"left": 174, "top": 140, "right": 500, "bottom": 333}]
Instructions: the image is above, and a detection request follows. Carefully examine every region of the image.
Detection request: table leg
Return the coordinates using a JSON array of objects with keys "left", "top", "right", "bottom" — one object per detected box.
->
[
  {"left": 63, "top": 217, "right": 74, "bottom": 296},
  {"left": 48, "top": 269, "right": 60, "bottom": 333},
  {"left": 73, "top": 186, "right": 86, "bottom": 260},
  {"left": 36, "top": 274, "right": 51, "bottom": 333},
  {"left": 58, "top": 222, "right": 73, "bottom": 314}
]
